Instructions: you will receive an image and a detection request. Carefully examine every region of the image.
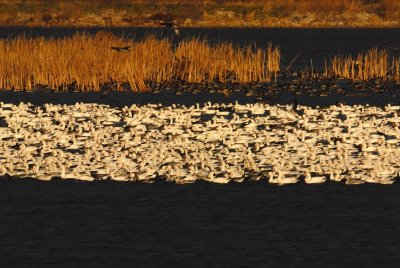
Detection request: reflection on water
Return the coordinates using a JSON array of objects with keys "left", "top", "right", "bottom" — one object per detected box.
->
[{"left": 0, "top": 27, "right": 399, "bottom": 69}]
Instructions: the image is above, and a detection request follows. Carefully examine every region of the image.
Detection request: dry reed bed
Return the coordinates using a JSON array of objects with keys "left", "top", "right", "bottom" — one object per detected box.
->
[
  {"left": 327, "top": 48, "right": 400, "bottom": 82},
  {"left": 0, "top": 34, "right": 398, "bottom": 93},
  {"left": 0, "top": 33, "right": 280, "bottom": 92}
]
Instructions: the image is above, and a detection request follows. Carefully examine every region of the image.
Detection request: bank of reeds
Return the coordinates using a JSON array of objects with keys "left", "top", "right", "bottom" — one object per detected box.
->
[
  {"left": 326, "top": 48, "right": 400, "bottom": 82},
  {"left": 0, "top": 33, "right": 280, "bottom": 92}
]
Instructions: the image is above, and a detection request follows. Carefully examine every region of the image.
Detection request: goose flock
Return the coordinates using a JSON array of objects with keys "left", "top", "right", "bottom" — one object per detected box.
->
[{"left": 1, "top": 101, "right": 400, "bottom": 184}]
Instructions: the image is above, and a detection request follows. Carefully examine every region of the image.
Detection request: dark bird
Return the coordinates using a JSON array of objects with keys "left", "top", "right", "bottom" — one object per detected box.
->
[
  {"left": 110, "top": 46, "right": 132, "bottom": 52},
  {"left": 160, "top": 22, "right": 180, "bottom": 37}
]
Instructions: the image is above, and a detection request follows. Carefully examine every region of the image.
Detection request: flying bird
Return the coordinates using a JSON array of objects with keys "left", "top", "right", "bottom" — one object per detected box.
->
[
  {"left": 160, "top": 22, "right": 180, "bottom": 37},
  {"left": 110, "top": 45, "right": 132, "bottom": 52}
]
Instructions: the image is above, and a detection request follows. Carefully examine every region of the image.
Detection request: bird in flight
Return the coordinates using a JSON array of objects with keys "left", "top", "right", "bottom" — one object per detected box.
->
[
  {"left": 160, "top": 22, "right": 180, "bottom": 37},
  {"left": 110, "top": 46, "right": 132, "bottom": 52}
]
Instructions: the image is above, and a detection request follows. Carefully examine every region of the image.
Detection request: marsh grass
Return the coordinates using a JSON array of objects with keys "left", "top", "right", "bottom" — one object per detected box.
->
[
  {"left": 0, "top": 33, "right": 280, "bottom": 92},
  {"left": 0, "top": 34, "right": 397, "bottom": 93},
  {"left": 327, "top": 48, "right": 400, "bottom": 82}
]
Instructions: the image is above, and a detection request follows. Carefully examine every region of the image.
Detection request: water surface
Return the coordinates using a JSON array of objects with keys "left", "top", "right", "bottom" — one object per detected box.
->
[{"left": 1, "top": 179, "right": 399, "bottom": 267}]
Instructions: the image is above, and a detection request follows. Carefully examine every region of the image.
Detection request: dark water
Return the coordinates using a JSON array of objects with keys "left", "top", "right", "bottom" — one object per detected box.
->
[
  {"left": 1, "top": 90, "right": 400, "bottom": 108},
  {"left": 1, "top": 179, "right": 400, "bottom": 267},
  {"left": 0, "top": 27, "right": 399, "bottom": 69}
]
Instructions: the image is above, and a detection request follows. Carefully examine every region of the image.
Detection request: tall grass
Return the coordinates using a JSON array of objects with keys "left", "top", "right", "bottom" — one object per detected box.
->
[
  {"left": 0, "top": 33, "right": 280, "bottom": 92},
  {"left": 327, "top": 48, "right": 400, "bottom": 82},
  {"left": 0, "top": 34, "right": 397, "bottom": 93}
]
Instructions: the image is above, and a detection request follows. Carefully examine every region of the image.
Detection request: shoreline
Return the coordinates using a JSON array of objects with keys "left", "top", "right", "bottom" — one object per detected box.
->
[
  {"left": 1, "top": 25, "right": 400, "bottom": 29},
  {"left": 2, "top": 23, "right": 400, "bottom": 29},
  {"left": 1, "top": 0, "right": 399, "bottom": 28}
]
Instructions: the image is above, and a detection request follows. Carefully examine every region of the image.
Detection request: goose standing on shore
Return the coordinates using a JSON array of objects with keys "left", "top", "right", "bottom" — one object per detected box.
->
[{"left": 160, "top": 22, "right": 180, "bottom": 38}]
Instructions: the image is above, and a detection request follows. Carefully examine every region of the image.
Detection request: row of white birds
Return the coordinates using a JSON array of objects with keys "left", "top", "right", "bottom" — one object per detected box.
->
[{"left": 1, "top": 100, "right": 400, "bottom": 184}]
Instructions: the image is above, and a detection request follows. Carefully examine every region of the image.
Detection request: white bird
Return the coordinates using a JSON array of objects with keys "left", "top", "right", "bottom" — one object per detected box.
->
[
  {"left": 207, "top": 172, "right": 230, "bottom": 184},
  {"left": 304, "top": 171, "right": 326, "bottom": 184},
  {"left": 60, "top": 166, "right": 76, "bottom": 180}
]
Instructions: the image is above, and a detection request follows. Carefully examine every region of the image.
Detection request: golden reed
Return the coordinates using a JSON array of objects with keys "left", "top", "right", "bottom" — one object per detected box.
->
[
  {"left": 0, "top": 32, "right": 280, "bottom": 92},
  {"left": 327, "top": 48, "right": 400, "bottom": 82}
]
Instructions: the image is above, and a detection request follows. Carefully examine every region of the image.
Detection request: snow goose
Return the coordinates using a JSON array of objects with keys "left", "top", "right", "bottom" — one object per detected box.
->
[
  {"left": 269, "top": 171, "right": 298, "bottom": 185},
  {"left": 206, "top": 172, "right": 230, "bottom": 184},
  {"left": 60, "top": 166, "right": 76, "bottom": 180},
  {"left": 304, "top": 170, "right": 326, "bottom": 184}
]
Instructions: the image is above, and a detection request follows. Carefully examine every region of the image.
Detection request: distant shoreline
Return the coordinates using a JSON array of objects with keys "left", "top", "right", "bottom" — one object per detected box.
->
[
  {"left": 0, "top": 0, "right": 399, "bottom": 29},
  {"left": 1, "top": 25, "right": 400, "bottom": 29},
  {"left": 2, "top": 21, "right": 399, "bottom": 29}
]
